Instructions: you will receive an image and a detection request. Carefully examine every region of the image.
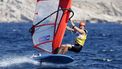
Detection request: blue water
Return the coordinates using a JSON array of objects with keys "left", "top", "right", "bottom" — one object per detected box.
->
[{"left": 0, "top": 22, "right": 122, "bottom": 69}]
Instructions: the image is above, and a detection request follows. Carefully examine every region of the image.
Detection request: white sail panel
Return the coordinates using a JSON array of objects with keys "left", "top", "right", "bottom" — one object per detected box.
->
[{"left": 32, "top": 0, "right": 63, "bottom": 53}]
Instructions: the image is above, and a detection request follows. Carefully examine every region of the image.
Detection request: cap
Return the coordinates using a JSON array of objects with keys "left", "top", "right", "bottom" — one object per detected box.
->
[{"left": 79, "top": 21, "right": 85, "bottom": 26}]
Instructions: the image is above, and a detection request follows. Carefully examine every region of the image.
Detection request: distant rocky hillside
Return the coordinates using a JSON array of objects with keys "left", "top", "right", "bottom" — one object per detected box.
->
[
  {"left": 0, "top": 0, "right": 35, "bottom": 22},
  {"left": 72, "top": 0, "right": 122, "bottom": 23},
  {"left": 0, "top": 0, "right": 122, "bottom": 23}
]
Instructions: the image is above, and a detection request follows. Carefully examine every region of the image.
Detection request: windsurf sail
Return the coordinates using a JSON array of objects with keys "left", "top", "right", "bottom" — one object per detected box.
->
[{"left": 30, "top": 0, "right": 73, "bottom": 54}]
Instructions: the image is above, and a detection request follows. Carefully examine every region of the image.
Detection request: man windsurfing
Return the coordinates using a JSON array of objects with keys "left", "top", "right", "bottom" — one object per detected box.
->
[{"left": 57, "top": 20, "right": 88, "bottom": 54}]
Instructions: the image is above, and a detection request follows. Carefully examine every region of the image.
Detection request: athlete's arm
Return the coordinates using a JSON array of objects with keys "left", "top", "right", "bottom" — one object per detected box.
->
[
  {"left": 74, "top": 26, "right": 86, "bottom": 34},
  {"left": 66, "top": 26, "right": 74, "bottom": 31},
  {"left": 70, "top": 21, "right": 85, "bottom": 34}
]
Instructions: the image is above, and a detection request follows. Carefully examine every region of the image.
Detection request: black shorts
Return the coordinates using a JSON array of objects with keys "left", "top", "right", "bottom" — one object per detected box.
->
[{"left": 69, "top": 44, "right": 83, "bottom": 53}]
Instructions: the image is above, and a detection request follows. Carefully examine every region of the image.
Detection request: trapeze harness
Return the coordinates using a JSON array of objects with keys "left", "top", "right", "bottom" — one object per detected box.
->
[{"left": 69, "top": 30, "right": 87, "bottom": 53}]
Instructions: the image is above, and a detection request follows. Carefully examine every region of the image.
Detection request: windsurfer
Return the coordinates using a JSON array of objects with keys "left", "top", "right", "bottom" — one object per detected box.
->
[{"left": 58, "top": 20, "right": 88, "bottom": 54}]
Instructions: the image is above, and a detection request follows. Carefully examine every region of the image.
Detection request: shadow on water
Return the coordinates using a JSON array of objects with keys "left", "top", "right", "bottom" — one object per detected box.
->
[
  {"left": 36, "top": 64, "right": 82, "bottom": 69},
  {"left": 35, "top": 62, "right": 67, "bottom": 69},
  {"left": 37, "top": 66, "right": 70, "bottom": 69},
  {"left": 36, "top": 61, "right": 84, "bottom": 69}
]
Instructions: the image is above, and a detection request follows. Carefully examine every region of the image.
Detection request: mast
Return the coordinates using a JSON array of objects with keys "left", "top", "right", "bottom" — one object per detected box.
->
[{"left": 52, "top": 0, "right": 72, "bottom": 54}]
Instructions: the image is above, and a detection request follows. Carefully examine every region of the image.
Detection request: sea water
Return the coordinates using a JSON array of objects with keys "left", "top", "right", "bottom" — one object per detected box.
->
[{"left": 0, "top": 22, "right": 122, "bottom": 69}]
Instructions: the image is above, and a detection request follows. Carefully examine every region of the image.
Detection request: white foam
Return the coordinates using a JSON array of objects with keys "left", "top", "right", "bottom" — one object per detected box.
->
[{"left": 0, "top": 56, "right": 40, "bottom": 67}]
